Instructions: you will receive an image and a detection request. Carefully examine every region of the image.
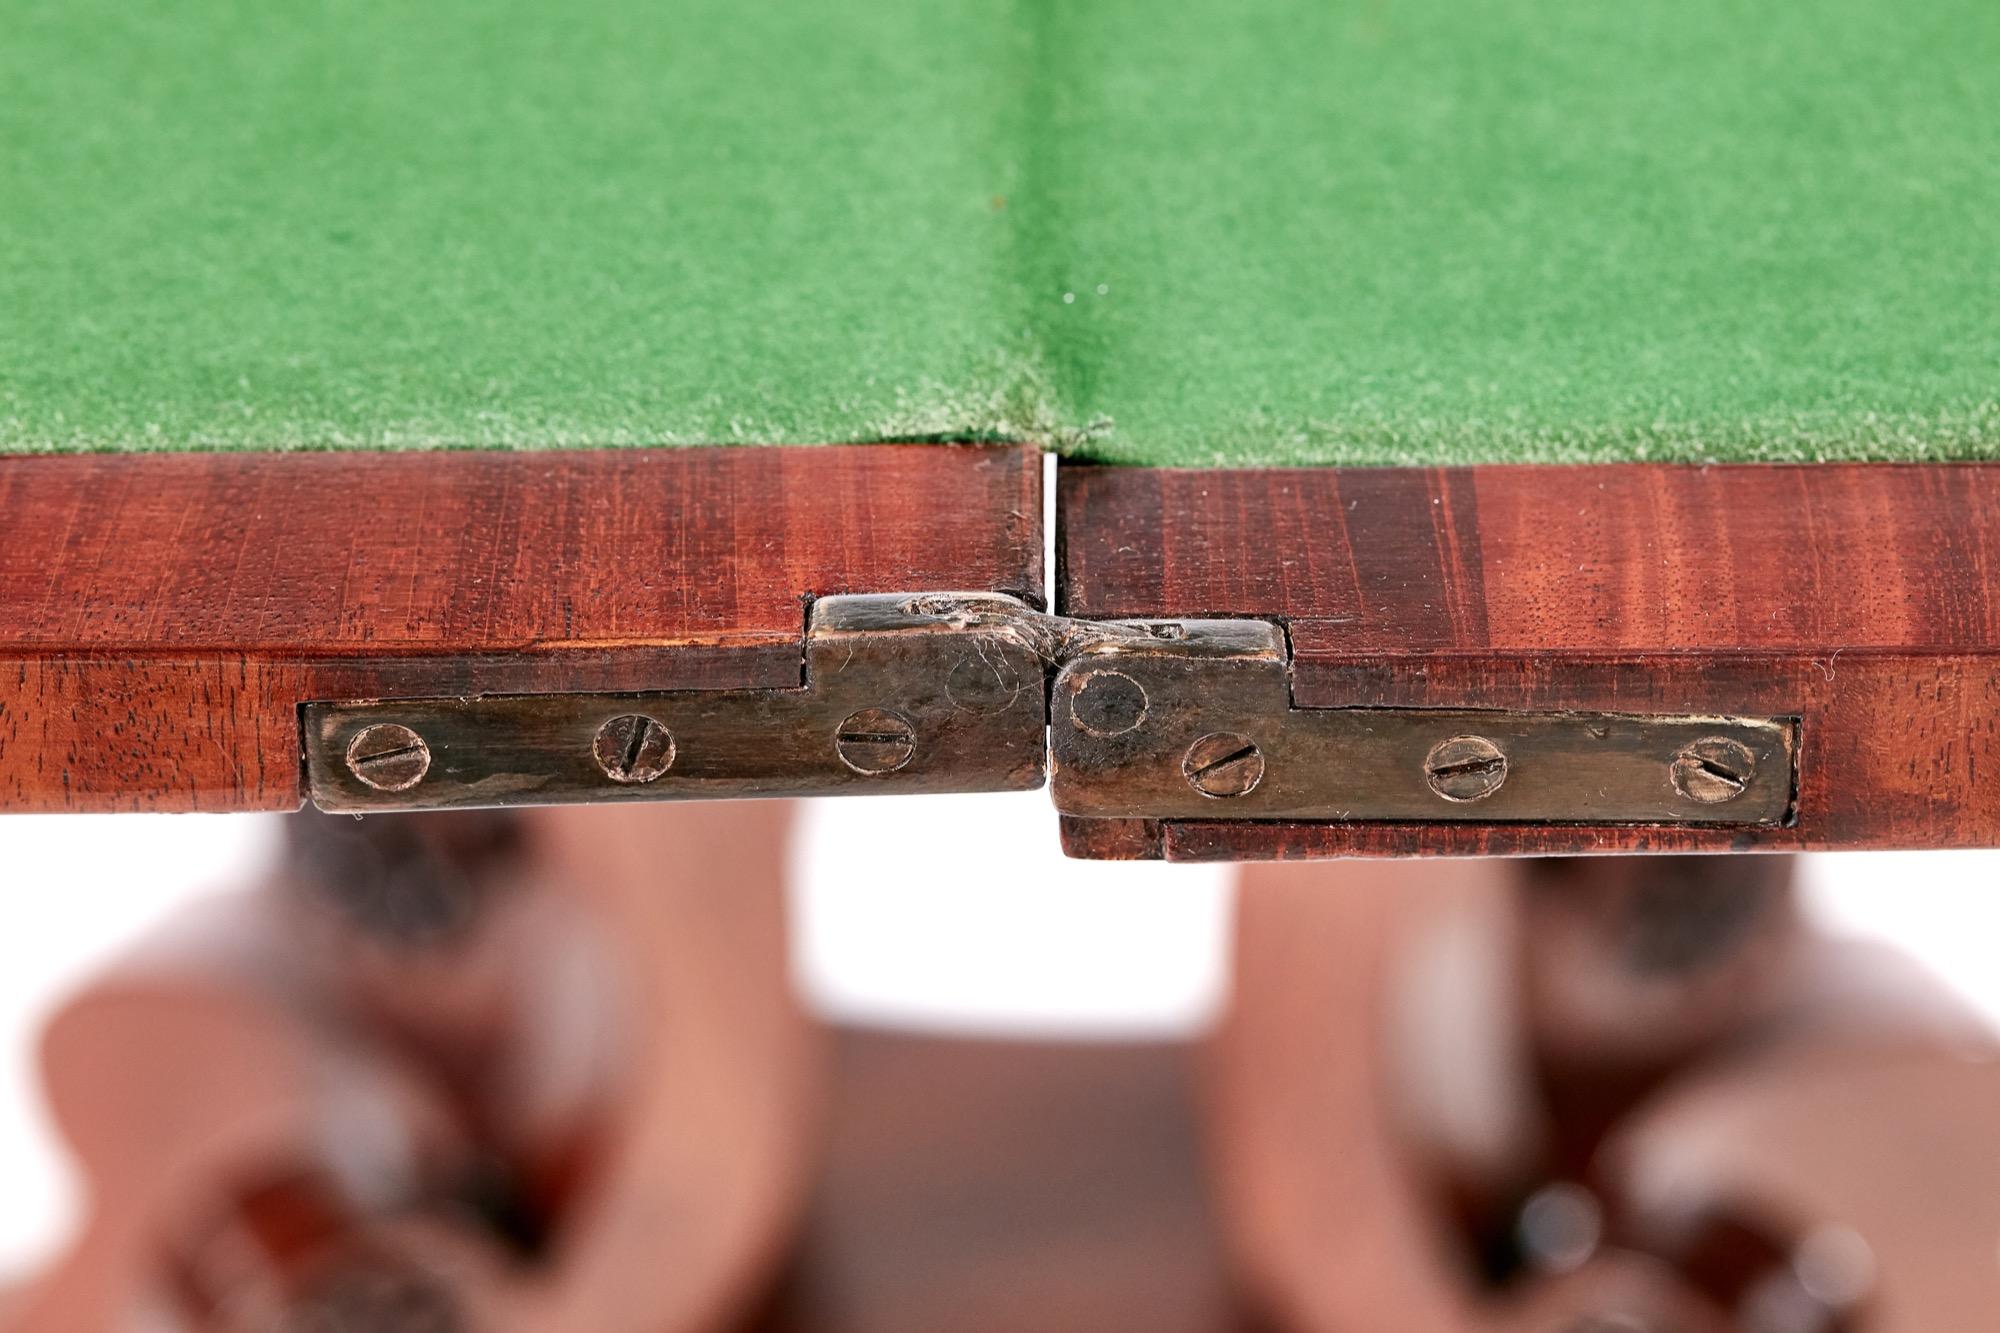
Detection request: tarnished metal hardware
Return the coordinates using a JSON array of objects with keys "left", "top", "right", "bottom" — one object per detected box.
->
[
  {"left": 1048, "top": 621, "right": 1797, "bottom": 826},
  {"left": 304, "top": 593, "right": 1049, "bottom": 813},
  {"left": 345, "top": 722, "right": 433, "bottom": 793},
  {"left": 306, "top": 593, "right": 1800, "bottom": 824}
]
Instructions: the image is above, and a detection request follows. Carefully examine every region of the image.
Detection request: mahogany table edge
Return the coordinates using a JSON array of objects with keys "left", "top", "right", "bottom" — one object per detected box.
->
[
  {"left": 1055, "top": 458, "right": 2000, "bottom": 859},
  {"left": 0, "top": 444, "right": 1044, "bottom": 813}
]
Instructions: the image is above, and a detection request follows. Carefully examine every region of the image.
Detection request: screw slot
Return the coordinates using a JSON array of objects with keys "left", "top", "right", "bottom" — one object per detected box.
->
[
  {"left": 345, "top": 723, "right": 432, "bottom": 792},
  {"left": 593, "top": 714, "right": 675, "bottom": 784},
  {"left": 836, "top": 708, "right": 917, "bottom": 774},
  {"left": 1183, "top": 732, "right": 1265, "bottom": 798},
  {"left": 1671, "top": 736, "right": 1756, "bottom": 803},
  {"left": 1425, "top": 735, "right": 1509, "bottom": 802}
]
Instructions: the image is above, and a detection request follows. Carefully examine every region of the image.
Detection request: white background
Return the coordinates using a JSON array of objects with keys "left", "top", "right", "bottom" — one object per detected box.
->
[{"left": 2, "top": 800, "right": 1996, "bottom": 1282}]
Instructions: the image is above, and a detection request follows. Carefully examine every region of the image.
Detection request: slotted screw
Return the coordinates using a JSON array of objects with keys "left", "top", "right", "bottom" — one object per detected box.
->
[
  {"left": 345, "top": 723, "right": 432, "bottom": 792},
  {"left": 1671, "top": 736, "right": 1756, "bottom": 803},
  {"left": 1425, "top": 735, "right": 1508, "bottom": 802},
  {"left": 1183, "top": 731, "right": 1265, "bottom": 798},
  {"left": 593, "top": 713, "right": 675, "bottom": 783},
  {"left": 836, "top": 708, "right": 916, "bottom": 774}
]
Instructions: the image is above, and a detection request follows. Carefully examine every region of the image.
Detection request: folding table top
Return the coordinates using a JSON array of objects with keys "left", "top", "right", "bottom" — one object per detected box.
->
[
  {"left": 7, "top": 2, "right": 1999, "bottom": 852},
  {"left": 6, "top": 0, "right": 1995, "bottom": 466}
]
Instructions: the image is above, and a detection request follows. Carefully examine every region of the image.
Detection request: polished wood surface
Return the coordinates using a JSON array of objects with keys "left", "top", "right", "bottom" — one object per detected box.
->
[
  {"left": 1058, "top": 462, "right": 2000, "bottom": 857},
  {"left": 0, "top": 445, "right": 1042, "bottom": 812}
]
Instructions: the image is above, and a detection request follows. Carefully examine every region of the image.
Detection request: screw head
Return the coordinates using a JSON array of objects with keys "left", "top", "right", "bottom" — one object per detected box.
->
[
  {"left": 1425, "top": 735, "right": 1509, "bottom": 802},
  {"left": 345, "top": 723, "right": 431, "bottom": 792},
  {"left": 1183, "top": 731, "right": 1265, "bottom": 798},
  {"left": 593, "top": 713, "right": 675, "bottom": 783},
  {"left": 1069, "top": 670, "right": 1150, "bottom": 737},
  {"left": 1672, "top": 735, "right": 1756, "bottom": 802},
  {"left": 836, "top": 708, "right": 916, "bottom": 774}
]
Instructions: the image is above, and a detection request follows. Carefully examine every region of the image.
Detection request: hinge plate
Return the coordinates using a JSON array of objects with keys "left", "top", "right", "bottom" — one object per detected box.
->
[
  {"left": 1048, "top": 621, "right": 1797, "bottom": 827},
  {"left": 304, "top": 593, "right": 1048, "bottom": 813},
  {"left": 304, "top": 594, "right": 1798, "bottom": 826}
]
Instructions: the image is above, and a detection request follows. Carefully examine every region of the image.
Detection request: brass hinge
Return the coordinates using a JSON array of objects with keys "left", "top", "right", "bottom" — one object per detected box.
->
[
  {"left": 304, "top": 593, "right": 1048, "bottom": 813},
  {"left": 1044, "top": 618, "right": 1795, "bottom": 827},
  {"left": 303, "top": 593, "right": 1797, "bottom": 825}
]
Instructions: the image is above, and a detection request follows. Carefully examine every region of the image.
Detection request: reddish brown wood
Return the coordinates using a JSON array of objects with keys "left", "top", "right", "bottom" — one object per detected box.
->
[
  {"left": 755, "top": 1033, "right": 1245, "bottom": 1333},
  {"left": 0, "top": 445, "right": 1042, "bottom": 811},
  {"left": 1057, "top": 815, "right": 1166, "bottom": 861},
  {"left": 1058, "top": 462, "right": 2000, "bottom": 858},
  {"left": 11, "top": 800, "right": 823, "bottom": 1333},
  {"left": 1210, "top": 856, "right": 2000, "bottom": 1332}
]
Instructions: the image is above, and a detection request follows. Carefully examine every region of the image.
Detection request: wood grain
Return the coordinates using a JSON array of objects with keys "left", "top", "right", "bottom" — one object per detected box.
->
[
  {"left": 1058, "top": 462, "right": 2000, "bottom": 858},
  {"left": 1, "top": 445, "right": 1042, "bottom": 812}
]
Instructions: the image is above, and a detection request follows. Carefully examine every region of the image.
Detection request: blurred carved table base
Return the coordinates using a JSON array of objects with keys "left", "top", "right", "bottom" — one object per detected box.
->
[
  {"left": 8, "top": 1022, "right": 1994, "bottom": 1332},
  {"left": 9, "top": 807, "right": 1999, "bottom": 1333},
  {"left": 756, "top": 1034, "right": 1245, "bottom": 1333}
]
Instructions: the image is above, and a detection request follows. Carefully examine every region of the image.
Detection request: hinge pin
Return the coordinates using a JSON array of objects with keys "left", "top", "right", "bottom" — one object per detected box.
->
[{"left": 1069, "top": 670, "right": 1149, "bottom": 738}]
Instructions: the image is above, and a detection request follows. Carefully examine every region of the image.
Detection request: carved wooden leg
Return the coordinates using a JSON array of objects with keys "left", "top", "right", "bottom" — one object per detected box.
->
[
  {"left": 1207, "top": 855, "right": 2000, "bottom": 1332},
  {"left": 7, "top": 799, "right": 821, "bottom": 1333}
]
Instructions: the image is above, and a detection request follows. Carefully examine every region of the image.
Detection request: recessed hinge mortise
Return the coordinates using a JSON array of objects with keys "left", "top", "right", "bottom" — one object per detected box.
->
[
  {"left": 305, "top": 593, "right": 1050, "bottom": 813},
  {"left": 303, "top": 593, "right": 1799, "bottom": 826},
  {"left": 1044, "top": 619, "right": 1795, "bottom": 827}
]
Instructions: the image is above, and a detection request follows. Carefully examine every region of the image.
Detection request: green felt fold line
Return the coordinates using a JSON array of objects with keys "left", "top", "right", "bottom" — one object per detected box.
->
[{"left": 4, "top": 0, "right": 1997, "bottom": 465}]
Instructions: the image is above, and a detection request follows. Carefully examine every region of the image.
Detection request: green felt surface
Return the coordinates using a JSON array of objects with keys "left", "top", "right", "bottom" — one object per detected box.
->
[{"left": 4, "top": 0, "right": 1997, "bottom": 466}]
